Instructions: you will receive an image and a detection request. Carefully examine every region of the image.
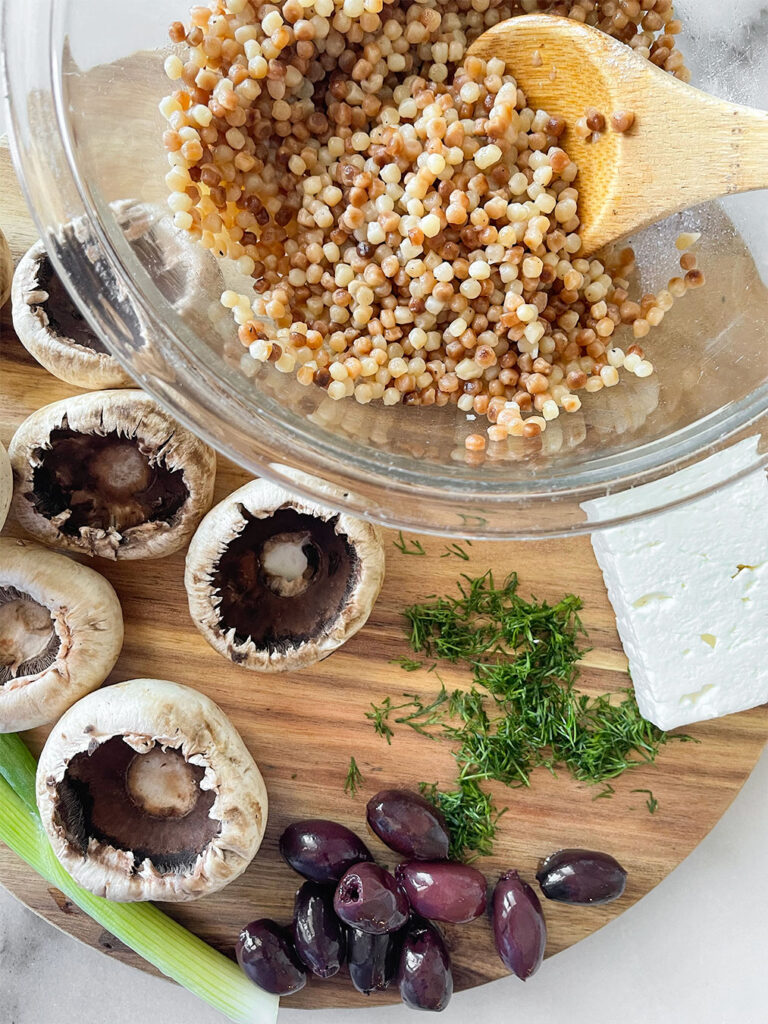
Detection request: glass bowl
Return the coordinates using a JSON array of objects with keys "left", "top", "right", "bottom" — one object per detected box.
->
[{"left": 3, "top": 0, "right": 768, "bottom": 538}]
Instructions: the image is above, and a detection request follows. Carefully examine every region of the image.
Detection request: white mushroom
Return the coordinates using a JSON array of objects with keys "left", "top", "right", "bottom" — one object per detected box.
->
[
  {"left": 0, "top": 226, "right": 12, "bottom": 309},
  {"left": 9, "top": 390, "right": 217, "bottom": 560},
  {"left": 11, "top": 202, "right": 221, "bottom": 390},
  {"left": 12, "top": 239, "right": 133, "bottom": 389},
  {"left": 0, "top": 440, "right": 11, "bottom": 532},
  {"left": 185, "top": 471, "right": 385, "bottom": 672},
  {"left": 36, "top": 678, "right": 268, "bottom": 902},
  {"left": 0, "top": 538, "right": 123, "bottom": 732}
]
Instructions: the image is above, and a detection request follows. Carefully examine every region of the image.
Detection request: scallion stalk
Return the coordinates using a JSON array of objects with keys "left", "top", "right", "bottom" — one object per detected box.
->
[{"left": 0, "top": 734, "right": 278, "bottom": 1024}]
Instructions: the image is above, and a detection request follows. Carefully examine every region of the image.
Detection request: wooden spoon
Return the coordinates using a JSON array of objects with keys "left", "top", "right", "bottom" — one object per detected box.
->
[{"left": 467, "top": 14, "right": 768, "bottom": 257}]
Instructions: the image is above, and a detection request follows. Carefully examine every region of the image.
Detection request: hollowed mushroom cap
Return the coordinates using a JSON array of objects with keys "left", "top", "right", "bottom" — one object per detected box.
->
[
  {"left": 0, "top": 440, "right": 11, "bottom": 532},
  {"left": 0, "top": 538, "right": 123, "bottom": 732},
  {"left": 36, "top": 678, "right": 268, "bottom": 902},
  {"left": 0, "top": 226, "right": 12, "bottom": 309},
  {"left": 10, "top": 202, "right": 219, "bottom": 390},
  {"left": 9, "top": 389, "right": 217, "bottom": 560},
  {"left": 185, "top": 472, "right": 385, "bottom": 672},
  {"left": 12, "top": 238, "right": 133, "bottom": 389}
]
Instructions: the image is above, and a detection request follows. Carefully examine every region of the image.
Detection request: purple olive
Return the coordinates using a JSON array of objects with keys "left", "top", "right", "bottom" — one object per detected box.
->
[
  {"left": 492, "top": 871, "right": 547, "bottom": 981},
  {"left": 348, "top": 927, "right": 403, "bottom": 994},
  {"left": 236, "top": 919, "right": 307, "bottom": 996},
  {"left": 395, "top": 861, "right": 487, "bottom": 924},
  {"left": 536, "top": 849, "right": 627, "bottom": 905},
  {"left": 293, "top": 881, "right": 346, "bottom": 978},
  {"left": 279, "top": 819, "right": 372, "bottom": 884},
  {"left": 334, "top": 861, "right": 409, "bottom": 933},
  {"left": 397, "top": 919, "right": 453, "bottom": 1011},
  {"left": 366, "top": 789, "right": 450, "bottom": 860}
]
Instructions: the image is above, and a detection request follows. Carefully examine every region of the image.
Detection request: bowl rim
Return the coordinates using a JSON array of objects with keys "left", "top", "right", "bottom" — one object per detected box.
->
[{"left": 4, "top": 0, "right": 768, "bottom": 538}]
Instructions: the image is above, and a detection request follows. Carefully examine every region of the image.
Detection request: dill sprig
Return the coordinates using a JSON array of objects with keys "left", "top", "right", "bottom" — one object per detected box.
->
[
  {"left": 393, "top": 532, "right": 427, "bottom": 556},
  {"left": 344, "top": 756, "right": 363, "bottom": 796},
  {"left": 441, "top": 541, "right": 472, "bottom": 561},
  {"left": 419, "top": 780, "right": 504, "bottom": 861},
  {"left": 390, "top": 656, "right": 424, "bottom": 672},
  {"left": 632, "top": 789, "right": 659, "bottom": 814},
  {"left": 366, "top": 697, "right": 399, "bottom": 744},
  {"left": 369, "top": 571, "right": 686, "bottom": 860}
]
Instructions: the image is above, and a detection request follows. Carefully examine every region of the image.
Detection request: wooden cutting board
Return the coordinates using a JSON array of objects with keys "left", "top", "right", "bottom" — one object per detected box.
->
[{"left": 1, "top": 136, "right": 767, "bottom": 1010}]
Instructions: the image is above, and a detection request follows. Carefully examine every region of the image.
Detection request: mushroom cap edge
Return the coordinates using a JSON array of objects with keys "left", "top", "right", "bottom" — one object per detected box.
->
[
  {"left": 35, "top": 677, "right": 268, "bottom": 902},
  {"left": 9, "top": 389, "right": 217, "bottom": 560},
  {"left": 0, "top": 537, "right": 124, "bottom": 733}
]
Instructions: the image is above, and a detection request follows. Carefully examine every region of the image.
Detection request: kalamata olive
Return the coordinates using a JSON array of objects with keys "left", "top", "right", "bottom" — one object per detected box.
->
[
  {"left": 279, "top": 819, "right": 372, "bottom": 884},
  {"left": 536, "top": 848, "right": 627, "bottom": 905},
  {"left": 395, "top": 861, "right": 487, "bottom": 924},
  {"left": 293, "top": 881, "right": 346, "bottom": 978},
  {"left": 334, "top": 861, "right": 409, "bottom": 933},
  {"left": 366, "top": 788, "right": 450, "bottom": 860},
  {"left": 397, "top": 918, "right": 453, "bottom": 1011},
  {"left": 348, "top": 927, "right": 403, "bottom": 994},
  {"left": 236, "top": 919, "right": 307, "bottom": 996},
  {"left": 492, "top": 871, "right": 547, "bottom": 981}
]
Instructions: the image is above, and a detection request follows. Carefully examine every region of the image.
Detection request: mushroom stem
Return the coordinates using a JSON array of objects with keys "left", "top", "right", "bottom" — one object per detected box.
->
[
  {"left": 126, "top": 747, "right": 200, "bottom": 820},
  {"left": 260, "top": 531, "right": 316, "bottom": 597},
  {"left": 0, "top": 589, "right": 58, "bottom": 682}
]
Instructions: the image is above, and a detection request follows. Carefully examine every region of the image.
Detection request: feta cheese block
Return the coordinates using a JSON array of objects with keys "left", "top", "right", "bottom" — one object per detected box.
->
[{"left": 584, "top": 438, "right": 768, "bottom": 730}]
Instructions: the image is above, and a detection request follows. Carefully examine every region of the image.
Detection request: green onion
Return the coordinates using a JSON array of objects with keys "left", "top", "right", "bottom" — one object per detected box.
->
[{"left": 0, "top": 734, "right": 278, "bottom": 1024}]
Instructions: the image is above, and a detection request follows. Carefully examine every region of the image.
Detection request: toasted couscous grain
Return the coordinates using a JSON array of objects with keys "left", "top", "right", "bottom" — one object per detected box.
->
[{"left": 162, "top": 0, "right": 698, "bottom": 448}]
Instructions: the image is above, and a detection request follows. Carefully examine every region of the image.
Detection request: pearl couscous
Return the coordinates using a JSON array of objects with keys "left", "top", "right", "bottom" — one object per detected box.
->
[{"left": 161, "top": 0, "right": 699, "bottom": 447}]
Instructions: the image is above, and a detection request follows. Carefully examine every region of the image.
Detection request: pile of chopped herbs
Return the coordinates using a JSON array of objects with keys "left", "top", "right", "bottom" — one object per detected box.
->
[{"left": 366, "top": 570, "right": 688, "bottom": 861}]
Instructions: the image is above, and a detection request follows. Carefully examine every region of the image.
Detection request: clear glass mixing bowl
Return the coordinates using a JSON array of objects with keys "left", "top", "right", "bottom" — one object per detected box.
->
[{"left": 3, "top": 0, "right": 768, "bottom": 537}]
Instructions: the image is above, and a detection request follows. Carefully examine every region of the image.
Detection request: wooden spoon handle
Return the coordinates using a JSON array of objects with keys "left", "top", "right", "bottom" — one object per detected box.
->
[{"left": 651, "top": 86, "right": 768, "bottom": 207}]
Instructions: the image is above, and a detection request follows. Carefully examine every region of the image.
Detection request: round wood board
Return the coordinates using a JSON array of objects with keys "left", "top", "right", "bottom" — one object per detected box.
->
[{"left": 1, "top": 136, "right": 767, "bottom": 1010}]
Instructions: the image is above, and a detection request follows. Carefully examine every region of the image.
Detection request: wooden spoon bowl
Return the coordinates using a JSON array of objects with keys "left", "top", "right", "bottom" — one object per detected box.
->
[{"left": 468, "top": 15, "right": 768, "bottom": 257}]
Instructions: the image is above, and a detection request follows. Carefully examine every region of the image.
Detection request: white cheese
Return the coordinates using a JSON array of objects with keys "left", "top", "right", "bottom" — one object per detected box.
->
[{"left": 583, "top": 438, "right": 768, "bottom": 730}]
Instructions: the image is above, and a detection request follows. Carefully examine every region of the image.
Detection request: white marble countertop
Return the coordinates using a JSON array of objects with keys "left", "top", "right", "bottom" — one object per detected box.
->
[{"left": 2, "top": 743, "right": 767, "bottom": 1024}]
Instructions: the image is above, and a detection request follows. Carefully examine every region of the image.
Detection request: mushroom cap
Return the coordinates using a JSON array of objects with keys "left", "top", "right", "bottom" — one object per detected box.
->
[
  {"left": 9, "top": 389, "right": 217, "bottom": 560},
  {"left": 36, "top": 678, "right": 268, "bottom": 902},
  {"left": 185, "top": 471, "right": 385, "bottom": 672},
  {"left": 10, "top": 201, "right": 220, "bottom": 391},
  {"left": 11, "top": 238, "right": 133, "bottom": 390},
  {"left": 0, "top": 226, "right": 12, "bottom": 309},
  {"left": 0, "top": 537, "right": 124, "bottom": 732},
  {"left": 0, "top": 440, "right": 11, "bottom": 532}
]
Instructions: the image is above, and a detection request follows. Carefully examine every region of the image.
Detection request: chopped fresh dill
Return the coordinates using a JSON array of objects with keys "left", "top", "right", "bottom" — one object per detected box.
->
[
  {"left": 593, "top": 783, "right": 615, "bottom": 800},
  {"left": 394, "top": 686, "right": 450, "bottom": 738},
  {"left": 441, "top": 541, "right": 472, "bottom": 561},
  {"left": 390, "top": 656, "right": 424, "bottom": 672},
  {"left": 419, "top": 780, "right": 504, "bottom": 861},
  {"left": 366, "top": 696, "right": 412, "bottom": 743},
  {"left": 366, "top": 698, "right": 395, "bottom": 743},
  {"left": 632, "top": 789, "right": 659, "bottom": 814},
  {"left": 393, "top": 531, "right": 426, "bottom": 556},
  {"left": 368, "top": 571, "right": 685, "bottom": 859},
  {"left": 344, "top": 756, "right": 363, "bottom": 796},
  {"left": 457, "top": 513, "right": 488, "bottom": 529}
]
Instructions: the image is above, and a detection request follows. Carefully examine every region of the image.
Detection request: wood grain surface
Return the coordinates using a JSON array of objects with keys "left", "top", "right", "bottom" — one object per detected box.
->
[{"left": 1, "top": 137, "right": 767, "bottom": 1010}]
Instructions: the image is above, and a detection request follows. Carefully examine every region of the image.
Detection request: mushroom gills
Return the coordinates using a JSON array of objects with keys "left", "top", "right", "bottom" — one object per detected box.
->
[
  {"left": 214, "top": 507, "right": 360, "bottom": 650},
  {"left": 33, "top": 254, "right": 108, "bottom": 353},
  {"left": 54, "top": 736, "right": 221, "bottom": 874},
  {"left": 30, "top": 428, "right": 189, "bottom": 535},
  {"left": 0, "top": 585, "right": 60, "bottom": 685}
]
